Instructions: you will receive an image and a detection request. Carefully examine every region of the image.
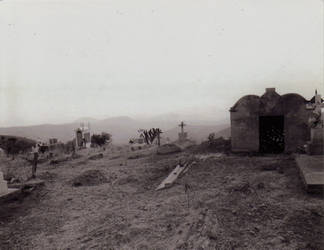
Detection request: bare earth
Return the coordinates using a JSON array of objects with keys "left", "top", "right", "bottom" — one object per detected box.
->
[{"left": 0, "top": 147, "right": 323, "bottom": 250}]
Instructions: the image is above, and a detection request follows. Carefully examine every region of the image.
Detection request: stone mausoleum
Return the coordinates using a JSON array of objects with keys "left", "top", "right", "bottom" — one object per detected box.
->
[{"left": 230, "top": 88, "right": 322, "bottom": 154}]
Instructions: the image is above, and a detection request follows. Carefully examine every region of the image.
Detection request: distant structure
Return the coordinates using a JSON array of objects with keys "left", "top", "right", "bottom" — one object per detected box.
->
[
  {"left": 178, "top": 121, "right": 188, "bottom": 143},
  {"left": 75, "top": 123, "right": 91, "bottom": 149},
  {"left": 230, "top": 88, "right": 323, "bottom": 154},
  {"left": 49, "top": 138, "right": 58, "bottom": 145}
]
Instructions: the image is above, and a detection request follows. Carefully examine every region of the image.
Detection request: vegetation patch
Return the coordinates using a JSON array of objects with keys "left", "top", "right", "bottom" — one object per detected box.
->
[
  {"left": 71, "top": 170, "right": 108, "bottom": 187},
  {"left": 156, "top": 144, "right": 181, "bottom": 155},
  {"left": 88, "top": 153, "right": 104, "bottom": 160}
]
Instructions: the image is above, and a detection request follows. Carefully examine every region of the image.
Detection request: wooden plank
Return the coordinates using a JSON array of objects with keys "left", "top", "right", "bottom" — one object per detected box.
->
[
  {"left": 156, "top": 164, "right": 187, "bottom": 191},
  {"left": 0, "top": 188, "right": 20, "bottom": 201},
  {"left": 8, "top": 179, "right": 45, "bottom": 189}
]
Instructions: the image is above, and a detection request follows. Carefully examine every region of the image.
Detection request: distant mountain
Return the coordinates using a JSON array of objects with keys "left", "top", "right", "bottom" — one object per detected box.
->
[
  {"left": 0, "top": 123, "right": 78, "bottom": 143},
  {"left": 214, "top": 127, "right": 231, "bottom": 139},
  {"left": 0, "top": 115, "right": 230, "bottom": 144},
  {"left": 74, "top": 117, "right": 99, "bottom": 123}
]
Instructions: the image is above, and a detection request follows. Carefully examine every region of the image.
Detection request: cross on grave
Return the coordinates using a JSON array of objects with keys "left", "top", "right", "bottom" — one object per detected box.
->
[
  {"left": 178, "top": 121, "right": 188, "bottom": 143},
  {"left": 179, "top": 121, "right": 186, "bottom": 134}
]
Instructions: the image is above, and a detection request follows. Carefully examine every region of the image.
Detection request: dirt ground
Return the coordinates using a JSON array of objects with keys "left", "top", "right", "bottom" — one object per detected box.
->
[{"left": 0, "top": 146, "right": 323, "bottom": 250}]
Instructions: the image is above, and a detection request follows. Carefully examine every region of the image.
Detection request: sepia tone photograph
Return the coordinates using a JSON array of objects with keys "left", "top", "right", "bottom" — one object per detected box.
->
[{"left": 0, "top": 0, "right": 323, "bottom": 249}]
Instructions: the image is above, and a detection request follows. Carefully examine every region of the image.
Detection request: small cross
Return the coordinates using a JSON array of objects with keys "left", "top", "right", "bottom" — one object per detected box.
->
[{"left": 179, "top": 121, "right": 186, "bottom": 134}]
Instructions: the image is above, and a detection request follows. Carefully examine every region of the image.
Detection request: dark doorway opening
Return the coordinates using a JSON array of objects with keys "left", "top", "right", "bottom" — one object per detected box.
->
[{"left": 259, "top": 116, "right": 284, "bottom": 153}]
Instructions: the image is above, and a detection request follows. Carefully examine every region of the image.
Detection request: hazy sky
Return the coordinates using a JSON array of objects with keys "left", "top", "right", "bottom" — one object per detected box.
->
[{"left": 0, "top": 0, "right": 323, "bottom": 127}]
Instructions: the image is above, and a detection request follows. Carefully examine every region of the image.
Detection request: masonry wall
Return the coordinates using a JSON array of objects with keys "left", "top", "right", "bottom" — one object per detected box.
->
[
  {"left": 282, "top": 94, "right": 311, "bottom": 152},
  {"left": 230, "top": 95, "right": 260, "bottom": 152}
]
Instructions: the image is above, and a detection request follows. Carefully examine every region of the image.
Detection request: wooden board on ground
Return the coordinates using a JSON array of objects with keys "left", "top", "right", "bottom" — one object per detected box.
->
[
  {"left": 295, "top": 154, "right": 324, "bottom": 193},
  {"left": 0, "top": 188, "right": 20, "bottom": 202},
  {"left": 156, "top": 164, "right": 187, "bottom": 190},
  {"left": 156, "top": 161, "right": 197, "bottom": 191},
  {"left": 8, "top": 179, "right": 45, "bottom": 189}
]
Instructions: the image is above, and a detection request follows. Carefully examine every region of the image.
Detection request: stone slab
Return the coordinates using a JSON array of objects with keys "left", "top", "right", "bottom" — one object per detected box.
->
[{"left": 295, "top": 154, "right": 324, "bottom": 193}]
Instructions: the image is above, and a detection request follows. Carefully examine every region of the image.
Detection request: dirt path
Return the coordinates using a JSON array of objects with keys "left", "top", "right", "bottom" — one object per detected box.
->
[{"left": 0, "top": 150, "right": 323, "bottom": 249}]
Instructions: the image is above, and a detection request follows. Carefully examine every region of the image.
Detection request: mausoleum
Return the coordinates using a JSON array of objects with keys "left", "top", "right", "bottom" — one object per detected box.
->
[{"left": 230, "top": 88, "right": 322, "bottom": 153}]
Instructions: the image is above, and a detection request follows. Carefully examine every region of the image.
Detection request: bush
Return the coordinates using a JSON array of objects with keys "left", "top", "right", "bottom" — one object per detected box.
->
[
  {"left": 0, "top": 135, "right": 36, "bottom": 158},
  {"left": 91, "top": 132, "right": 111, "bottom": 147},
  {"left": 191, "top": 135, "right": 231, "bottom": 154},
  {"left": 207, "top": 135, "right": 231, "bottom": 152}
]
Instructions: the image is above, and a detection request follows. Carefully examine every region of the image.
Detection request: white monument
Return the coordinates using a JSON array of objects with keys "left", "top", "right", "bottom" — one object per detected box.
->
[
  {"left": 306, "top": 90, "right": 324, "bottom": 155},
  {"left": 0, "top": 171, "right": 8, "bottom": 195},
  {"left": 75, "top": 123, "right": 91, "bottom": 149}
]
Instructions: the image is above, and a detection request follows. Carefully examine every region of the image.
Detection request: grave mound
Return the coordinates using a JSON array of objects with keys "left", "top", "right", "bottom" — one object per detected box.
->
[
  {"left": 88, "top": 153, "right": 103, "bottom": 160},
  {"left": 156, "top": 143, "right": 181, "bottom": 155},
  {"left": 71, "top": 170, "right": 108, "bottom": 187}
]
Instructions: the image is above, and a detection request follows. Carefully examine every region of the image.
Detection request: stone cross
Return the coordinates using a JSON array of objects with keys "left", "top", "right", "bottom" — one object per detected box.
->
[{"left": 179, "top": 121, "right": 186, "bottom": 134}]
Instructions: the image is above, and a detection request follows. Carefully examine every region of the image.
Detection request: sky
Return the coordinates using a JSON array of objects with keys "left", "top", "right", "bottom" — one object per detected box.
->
[{"left": 0, "top": 0, "right": 323, "bottom": 127}]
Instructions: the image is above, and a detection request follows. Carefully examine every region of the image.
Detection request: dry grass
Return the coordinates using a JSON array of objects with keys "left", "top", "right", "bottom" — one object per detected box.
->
[{"left": 0, "top": 147, "right": 323, "bottom": 250}]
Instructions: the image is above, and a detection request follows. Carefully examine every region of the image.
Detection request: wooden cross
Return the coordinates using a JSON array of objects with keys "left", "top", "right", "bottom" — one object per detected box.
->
[{"left": 179, "top": 121, "right": 186, "bottom": 134}]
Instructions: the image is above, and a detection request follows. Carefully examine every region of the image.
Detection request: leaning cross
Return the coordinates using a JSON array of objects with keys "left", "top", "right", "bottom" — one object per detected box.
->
[{"left": 179, "top": 121, "right": 186, "bottom": 134}]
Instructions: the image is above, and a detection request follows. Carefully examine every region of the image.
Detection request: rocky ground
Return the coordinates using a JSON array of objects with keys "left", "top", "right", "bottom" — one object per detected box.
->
[{"left": 0, "top": 146, "right": 323, "bottom": 250}]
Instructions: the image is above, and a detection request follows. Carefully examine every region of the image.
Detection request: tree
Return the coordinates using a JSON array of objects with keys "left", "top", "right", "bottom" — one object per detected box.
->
[
  {"left": 140, "top": 128, "right": 162, "bottom": 146},
  {"left": 91, "top": 132, "right": 112, "bottom": 147},
  {"left": 0, "top": 136, "right": 35, "bottom": 159}
]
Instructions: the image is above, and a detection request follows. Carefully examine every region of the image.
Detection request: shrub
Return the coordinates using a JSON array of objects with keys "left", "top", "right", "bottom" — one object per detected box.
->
[
  {"left": 0, "top": 135, "right": 36, "bottom": 158},
  {"left": 91, "top": 132, "right": 112, "bottom": 147}
]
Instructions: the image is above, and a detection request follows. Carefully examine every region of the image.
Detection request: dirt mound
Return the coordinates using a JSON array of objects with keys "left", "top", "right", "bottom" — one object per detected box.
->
[
  {"left": 38, "top": 171, "right": 57, "bottom": 182},
  {"left": 128, "top": 153, "right": 146, "bottom": 160},
  {"left": 192, "top": 137, "right": 231, "bottom": 154},
  {"left": 156, "top": 144, "right": 181, "bottom": 155},
  {"left": 88, "top": 153, "right": 103, "bottom": 160},
  {"left": 71, "top": 170, "right": 108, "bottom": 187},
  {"left": 50, "top": 156, "right": 70, "bottom": 165}
]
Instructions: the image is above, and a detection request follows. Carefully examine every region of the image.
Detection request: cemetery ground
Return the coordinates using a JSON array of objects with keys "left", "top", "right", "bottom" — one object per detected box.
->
[{"left": 0, "top": 146, "right": 323, "bottom": 250}]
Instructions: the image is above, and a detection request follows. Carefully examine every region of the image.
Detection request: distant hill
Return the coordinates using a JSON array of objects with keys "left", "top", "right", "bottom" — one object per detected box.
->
[
  {"left": 0, "top": 116, "right": 230, "bottom": 144},
  {"left": 74, "top": 117, "right": 99, "bottom": 123},
  {"left": 214, "top": 127, "right": 231, "bottom": 139},
  {"left": 0, "top": 117, "right": 140, "bottom": 144},
  {"left": 163, "top": 124, "right": 229, "bottom": 143}
]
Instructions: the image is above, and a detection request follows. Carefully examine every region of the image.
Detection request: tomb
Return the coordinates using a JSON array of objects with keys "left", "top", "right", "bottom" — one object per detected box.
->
[{"left": 230, "top": 88, "right": 322, "bottom": 153}]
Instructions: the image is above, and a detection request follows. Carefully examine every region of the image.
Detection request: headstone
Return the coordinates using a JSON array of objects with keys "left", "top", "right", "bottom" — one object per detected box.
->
[{"left": 0, "top": 171, "right": 8, "bottom": 195}]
